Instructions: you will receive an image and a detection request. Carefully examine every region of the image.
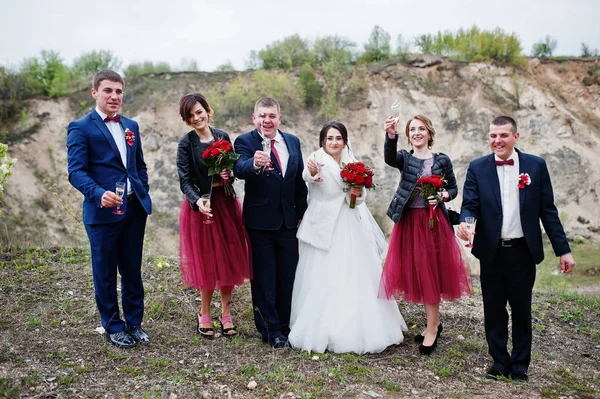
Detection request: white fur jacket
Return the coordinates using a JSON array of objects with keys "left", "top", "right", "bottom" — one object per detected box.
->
[{"left": 296, "top": 147, "right": 367, "bottom": 250}]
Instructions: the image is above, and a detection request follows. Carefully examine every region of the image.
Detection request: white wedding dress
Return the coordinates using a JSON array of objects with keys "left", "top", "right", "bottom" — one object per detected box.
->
[{"left": 289, "top": 148, "right": 407, "bottom": 354}]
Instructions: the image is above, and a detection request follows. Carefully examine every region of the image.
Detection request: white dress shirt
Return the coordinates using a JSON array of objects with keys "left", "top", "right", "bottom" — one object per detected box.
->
[
  {"left": 96, "top": 107, "right": 132, "bottom": 195},
  {"left": 496, "top": 151, "right": 523, "bottom": 239}
]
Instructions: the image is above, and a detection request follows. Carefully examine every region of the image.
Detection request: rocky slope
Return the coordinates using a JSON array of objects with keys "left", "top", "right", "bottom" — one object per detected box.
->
[{"left": 3, "top": 58, "right": 600, "bottom": 257}]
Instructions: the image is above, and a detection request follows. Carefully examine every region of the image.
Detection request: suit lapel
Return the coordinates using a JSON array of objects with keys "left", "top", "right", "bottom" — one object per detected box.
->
[
  {"left": 120, "top": 120, "right": 133, "bottom": 170},
  {"left": 518, "top": 149, "right": 527, "bottom": 211},
  {"left": 484, "top": 154, "right": 502, "bottom": 211},
  {"left": 92, "top": 110, "right": 125, "bottom": 168},
  {"left": 280, "top": 132, "right": 294, "bottom": 179}
]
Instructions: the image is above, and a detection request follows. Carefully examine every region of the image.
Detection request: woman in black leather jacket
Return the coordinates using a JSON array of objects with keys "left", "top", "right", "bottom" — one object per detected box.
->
[
  {"left": 176, "top": 93, "right": 251, "bottom": 339},
  {"left": 379, "top": 114, "right": 472, "bottom": 355}
]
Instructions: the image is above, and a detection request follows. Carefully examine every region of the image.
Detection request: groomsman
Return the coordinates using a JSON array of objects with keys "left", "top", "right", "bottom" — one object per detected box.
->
[
  {"left": 234, "top": 97, "right": 308, "bottom": 348},
  {"left": 67, "top": 70, "right": 152, "bottom": 348},
  {"left": 458, "top": 115, "right": 575, "bottom": 381}
]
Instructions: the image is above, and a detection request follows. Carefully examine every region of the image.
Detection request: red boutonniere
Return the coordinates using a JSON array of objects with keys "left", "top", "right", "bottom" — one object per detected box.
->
[
  {"left": 124, "top": 129, "right": 135, "bottom": 147},
  {"left": 518, "top": 173, "right": 531, "bottom": 189}
]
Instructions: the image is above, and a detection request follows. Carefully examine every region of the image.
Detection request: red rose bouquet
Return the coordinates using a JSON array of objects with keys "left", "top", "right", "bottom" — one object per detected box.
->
[
  {"left": 413, "top": 174, "right": 445, "bottom": 228},
  {"left": 340, "top": 161, "right": 376, "bottom": 208},
  {"left": 201, "top": 140, "right": 239, "bottom": 196}
]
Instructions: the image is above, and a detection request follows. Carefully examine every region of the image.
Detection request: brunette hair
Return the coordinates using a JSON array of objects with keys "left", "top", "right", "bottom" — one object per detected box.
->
[
  {"left": 254, "top": 97, "right": 281, "bottom": 114},
  {"left": 318, "top": 120, "right": 348, "bottom": 148},
  {"left": 179, "top": 92, "right": 214, "bottom": 124},
  {"left": 491, "top": 115, "right": 517, "bottom": 133},
  {"left": 92, "top": 70, "right": 124, "bottom": 91},
  {"left": 405, "top": 114, "right": 435, "bottom": 148}
]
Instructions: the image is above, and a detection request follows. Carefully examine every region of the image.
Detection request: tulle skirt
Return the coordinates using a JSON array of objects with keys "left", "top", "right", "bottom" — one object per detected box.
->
[
  {"left": 289, "top": 205, "right": 407, "bottom": 354},
  {"left": 179, "top": 187, "right": 252, "bottom": 291},
  {"left": 380, "top": 207, "right": 472, "bottom": 304}
]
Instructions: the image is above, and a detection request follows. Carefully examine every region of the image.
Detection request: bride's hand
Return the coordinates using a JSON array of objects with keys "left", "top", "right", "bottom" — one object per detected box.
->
[{"left": 350, "top": 186, "right": 362, "bottom": 197}]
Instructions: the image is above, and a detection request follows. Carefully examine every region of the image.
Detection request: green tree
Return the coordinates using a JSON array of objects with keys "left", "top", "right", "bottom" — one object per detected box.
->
[
  {"left": 395, "top": 34, "right": 411, "bottom": 58},
  {"left": 531, "top": 35, "right": 557, "bottom": 58},
  {"left": 361, "top": 26, "right": 391, "bottom": 62},
  {"left": 580, "top": 42, "right": 598, "bottom": 57},
  {"left": 123, "top": 61, "right": 171, "bottom": 77},
  {"left": 72, "top": 50, "right": 121, "bottom": 77},
  {"left": 0, "top": 66, "right": 29, "bottom": 123},
  {"left": 414, "top": 34, "right": 434, "bottom": 54},
  {"left": 178, "top": 57, "right": 199, "bottom": 71},
  {"left": 21, "top": 50, "right": 70, "bottom": 97},
  {"left": 313, "top": 35, "right": 355, "bottom": 65},
  {"left": 298, "top": 64, "right": 323, "bottom": 108},
  {"left": 215, "top": 60, "right": 235, "bottom": 72},
  {"left": 245, "top": 50, "right": 262, "bottom": 70},
  {"left": 259, "top": 34, "right": 313, "bottom": 69}
]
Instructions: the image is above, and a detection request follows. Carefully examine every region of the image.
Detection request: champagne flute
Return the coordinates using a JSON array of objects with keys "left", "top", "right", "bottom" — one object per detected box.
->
[
  {"left": 391, "top": 99, "right": 400, "bottom": 124},
  {"left": 113, "top": 182, "right": 125, "bottom": 215},
  {"left": 200, "top": 194, "right": 213, "bottom": 224},
  {"left": 465, "top": 217, "right": 476, "bottom": 248},
  {"left": 312, "top": 152, "right": 323, "bottom": 183},
  {"left": 261, "top": 138, "right": 274, "bottom": 172}
]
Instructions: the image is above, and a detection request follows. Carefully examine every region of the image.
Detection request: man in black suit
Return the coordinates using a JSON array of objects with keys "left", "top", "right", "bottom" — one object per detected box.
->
[
  {"left": 458, "top": 115, "right": 575, "bottom": 381},
  {"left": 234, "top": 97, "right": 308, "bottom": 348}
]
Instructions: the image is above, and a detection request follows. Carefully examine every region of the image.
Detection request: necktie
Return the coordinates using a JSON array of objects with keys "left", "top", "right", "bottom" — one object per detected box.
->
[
  {"left": 104, "top": 114, "right": 121, "bottom": 123},
  {"left": 495, "top": 159, "right": 514, "bottom": 166},
  {"left": 271, "top": 139, "right": 282, "bottom": 170}
]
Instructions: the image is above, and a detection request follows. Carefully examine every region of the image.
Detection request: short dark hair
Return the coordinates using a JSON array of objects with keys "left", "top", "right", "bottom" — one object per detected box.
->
[
  {"left": 405, "top": 114, "right": 435, "bottom": 148},
  {"left": 92, "top": 70, "right": 124, "bottom": 91},
  {"left": 491, "top": 115, "right": 517, "bottom": 133},
  {"left": 318, "top": 120, "right": 348, "bottom": 148},
  {"left": 179, "top": 92, "right": 214, "bottom": 124},
  {"left": 254, "top": 97, "right": 280, "bottom": 114}
]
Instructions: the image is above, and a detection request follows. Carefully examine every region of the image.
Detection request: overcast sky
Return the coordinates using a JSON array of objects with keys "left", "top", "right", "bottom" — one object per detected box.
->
[{"left": 1, "top": 0, "right": 598, "bottom": 72}]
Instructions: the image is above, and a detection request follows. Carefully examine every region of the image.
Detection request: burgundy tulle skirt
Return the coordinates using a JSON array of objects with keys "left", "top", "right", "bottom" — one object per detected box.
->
[
  {"left": 179, "top": 187, "right": 252, "bottom": 291},
  {"left": 380, "top": 206, "right": 472, "bottom": 304}
]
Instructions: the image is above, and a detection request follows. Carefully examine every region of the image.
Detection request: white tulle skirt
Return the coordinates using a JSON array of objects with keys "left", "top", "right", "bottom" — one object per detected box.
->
[{"left": 289, "top": 204, "right": 407, "bottom": 354}]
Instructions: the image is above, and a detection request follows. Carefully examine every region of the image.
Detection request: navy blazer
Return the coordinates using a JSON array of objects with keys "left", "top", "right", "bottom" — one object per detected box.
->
[
  {"left": 234, "top": 129, "right": 308, "bottom": 230},
  {"left": 67, "top": 109, "right": 152, "bottom": 224},
  {"left": 461, "top": 149, "right": 570, "bottom": 265}
]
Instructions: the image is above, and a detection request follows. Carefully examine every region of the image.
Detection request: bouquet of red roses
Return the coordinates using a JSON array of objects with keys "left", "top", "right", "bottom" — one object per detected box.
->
[
  {"left": 201, "top": 140, "right": 239, "bottom": 196},
  {"left": 340, "top": 161, "right": 376, "bottom": 208},
  {"left": 413, "top": 174, "right": 445, "bottom": 228}
]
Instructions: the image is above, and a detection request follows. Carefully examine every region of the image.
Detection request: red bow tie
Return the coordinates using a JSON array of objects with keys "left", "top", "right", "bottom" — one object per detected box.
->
[
  {"left": 495, "top": 159, "right": 514, "bottom": 166},
  {"left": 104, "top": 114, "right": 121, "bottom": 123}
]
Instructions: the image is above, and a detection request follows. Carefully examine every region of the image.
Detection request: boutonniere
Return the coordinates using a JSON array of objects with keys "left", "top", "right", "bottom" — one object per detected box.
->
[
  {"left": 518, "top": 173, "right": 531, "bottom": 189},
  {"left": 124, "top": 129, "right": 135, "bottom": 147}
]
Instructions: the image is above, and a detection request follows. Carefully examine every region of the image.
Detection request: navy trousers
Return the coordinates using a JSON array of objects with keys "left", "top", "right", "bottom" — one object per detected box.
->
[
  {"left": 480, "top": 238, "right": 536, "bottom": 375},
  {"left": 247, "top": 226, "right": 299, "bottom": 342},
  {"left": 85, "top": 197, "right": 148, "bottom": 334}
]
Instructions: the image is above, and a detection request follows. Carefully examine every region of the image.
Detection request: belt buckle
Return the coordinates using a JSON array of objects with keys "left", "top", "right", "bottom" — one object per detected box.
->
[{"left": 501, "top": 239, "right": 513, "bottom": 248}]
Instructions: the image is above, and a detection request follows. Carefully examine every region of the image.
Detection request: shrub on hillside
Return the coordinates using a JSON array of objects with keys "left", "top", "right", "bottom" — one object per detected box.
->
[
  {"left": 531, "top": 35, "right": 557, "bottom": 58},
  {"left": 259, "top": 34, "right": 314, "bottom": 70},
  {"left": 298, "top": 64, "right": 323, "bottom": 108},
  {"left": 123, "top": 61, "right": 171, "bottom": 78},
  {"left": 359, "top": 25, "right": 392, "bottom": 63},
  {"left": 20, "top": 50, "right": 70, "bottom": 98}
]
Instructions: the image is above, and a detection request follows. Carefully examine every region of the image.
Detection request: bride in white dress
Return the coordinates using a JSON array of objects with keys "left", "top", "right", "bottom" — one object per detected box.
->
[{"left": 289, "top": 121, "right": 407, "bottom": 354}]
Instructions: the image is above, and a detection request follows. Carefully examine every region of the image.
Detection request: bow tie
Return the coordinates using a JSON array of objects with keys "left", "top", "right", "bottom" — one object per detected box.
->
[
  {"left": 495, "top": 159, "right": 514, "bottom": 166},
  {"left": 104, "top": 114, "right": 121, "bottom": 123}
]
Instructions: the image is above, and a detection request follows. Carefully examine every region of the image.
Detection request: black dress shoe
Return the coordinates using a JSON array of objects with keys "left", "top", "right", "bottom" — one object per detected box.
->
[
  {"left": 414, "top": 323, "right": 443, "bottom": 343},
  {"left": 127, "top": 325, "right": 150, "bottom": 345},
  {"left": 486, "top": 367, "right": 509, "bottom": 380},
  {"left": 511, "top": 372, "right": 528, "bottom": 382},
  {"left": 104, "top": 330, "right": 137, "bottom": 348},
  {"left": 270, "top": 336, "right": 292, "bottom": 349}
]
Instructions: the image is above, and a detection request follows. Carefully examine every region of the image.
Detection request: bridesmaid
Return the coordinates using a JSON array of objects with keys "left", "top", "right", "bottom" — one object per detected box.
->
[
  {"left": 176, "top": 92, "right": 252, "bottom": 338},
  {"left": 379, "top": 113, "right": 472, "bottom": 354}
]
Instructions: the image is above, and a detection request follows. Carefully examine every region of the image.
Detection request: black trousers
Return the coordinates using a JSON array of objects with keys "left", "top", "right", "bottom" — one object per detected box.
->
[
  {"left": 480, "top": 238, "right": 535, "bottom": 375},
  {"left": 246, "top": 226, "right": 299, "bottom": 342}
]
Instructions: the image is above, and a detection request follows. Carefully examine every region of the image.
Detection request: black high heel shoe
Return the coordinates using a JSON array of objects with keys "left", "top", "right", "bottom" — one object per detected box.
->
[
  {"left": 419, "top": 334, "right": 439, "bottom": 355},
  {"left": 414, "top": 323, "right": 443, "bottom": 343}
]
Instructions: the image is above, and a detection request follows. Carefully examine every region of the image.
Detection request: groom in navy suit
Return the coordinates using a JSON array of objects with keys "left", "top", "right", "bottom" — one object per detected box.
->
[
  {"left": 458, "top": 115, "right": 575, "bottom": 381},
  {"left": 234, "top": 97, "right": 308, "bottom": 348},
  {"left": 67, "top": 70, "right": 152, "bottom": 348}
]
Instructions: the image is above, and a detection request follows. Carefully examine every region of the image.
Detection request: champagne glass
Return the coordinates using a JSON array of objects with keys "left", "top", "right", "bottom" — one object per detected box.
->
[
  {"left": 261, "top": 138, "right": 274, "bottom": 172},
  {"left": 113, "top": 182, "right": 125, "bottom": 215},
  {"left": 200, "top": 194, "right": 213, "bottom": 225},
  {"left": 312, "top": 152, "right": 323, "bottom": 183},
  {"left": 391, "top": 99, "right": 400, "bottom": 124},
  {"left": 465, "top": 217, "right": 476, "bottom": 248}
]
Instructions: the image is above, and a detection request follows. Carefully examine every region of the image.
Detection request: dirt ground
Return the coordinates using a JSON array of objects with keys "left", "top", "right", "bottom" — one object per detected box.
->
[{"left": 0, "top": 247, "right": 599, "bottom": 398}]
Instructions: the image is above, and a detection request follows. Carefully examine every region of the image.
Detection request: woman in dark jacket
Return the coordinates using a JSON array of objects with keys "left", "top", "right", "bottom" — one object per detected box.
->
[
  {"left": 177, "top": 93, "right": 251, "bottom": 339},
  {"left": 379, "top": 114, "right": 471, "bottom": 355}
]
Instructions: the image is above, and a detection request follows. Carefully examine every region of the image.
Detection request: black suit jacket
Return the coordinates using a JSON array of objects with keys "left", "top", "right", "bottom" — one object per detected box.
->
[
  {"left": 461, "top": 149, "right": 570, "bottom": 265},
  {"left": 234, "top": 129, "right": 308, "bottom": 230}
]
